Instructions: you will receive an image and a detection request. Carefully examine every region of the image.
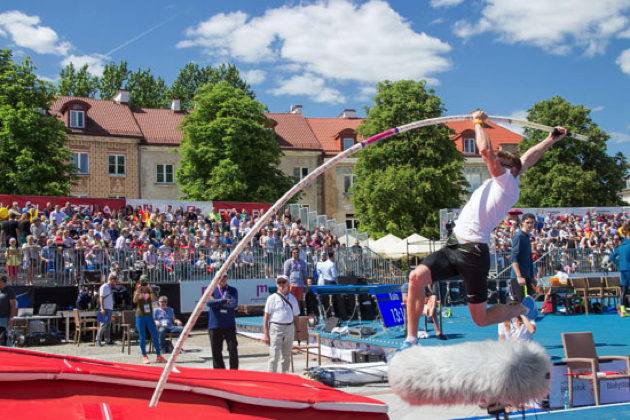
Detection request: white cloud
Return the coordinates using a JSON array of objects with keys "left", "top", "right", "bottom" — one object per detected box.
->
[
  {"left": 269, "top": 73, "right": 346, "bottom": 104},
  {"left": 178, "top": 0, "right": 452, "bottom": 103},
  {"left": 454, "top": 0, "right": 630, "bottom": 56},
  {"left": 60, "top": 54, "right": 110, "bottom": 76},
  {"left": 495, "top": 109, "right": 529, "bottom": 135},
  {"left": 610, "top": 131, "right": 630, "bottom": 144},
  {"left": 0, "top": 10, "right": 71, "bottom": 55},
  {"left": 356, "top": 85, "right": 377, "bottom": 102},
  {"left": 430, "top": 0, "right": 464, "bottom": 7},
  {"left": 591, "top": 105, "right": 604, "bottom": 112},
  {"left": 242, "top": 69, "right": 266, "bottom": 85},
  {"left": 617, "top": 48, "right": 630, "bottom": 74}
]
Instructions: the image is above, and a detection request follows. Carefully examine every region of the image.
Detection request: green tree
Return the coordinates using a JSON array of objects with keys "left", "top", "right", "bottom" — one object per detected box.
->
[
  {"left": 125, "top": 68, "right": 169, "bottom": 108},
  {"left": 0, "top": 50, "right": 75, "bottom": 195},
  {"left": 57, "top": 63, "right": 98, "bottom": 97},
  {"left": 352, "top": 80, "right": 467, "bottom": 240},
  {"left": 170, "top": 63, "right": 254, "bottom": 110},
  {"left": 98, "top": 61, "right": 128, "bottom": 100},
  {"left": 176, "top": 81, "right": 293, "bottom": 202},
  {"left": 518, "top": 96, "right": 628, "bottom": 207}
]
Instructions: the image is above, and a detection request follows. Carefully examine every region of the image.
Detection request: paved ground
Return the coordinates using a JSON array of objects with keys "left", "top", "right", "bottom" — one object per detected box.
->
[{"left": 24, "top": 330, "right": 488, "bottom": 420}]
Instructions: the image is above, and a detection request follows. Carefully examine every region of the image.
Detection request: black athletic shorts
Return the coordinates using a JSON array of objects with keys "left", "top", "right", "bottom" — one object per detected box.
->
[{"left": 420, "top": 241, "right": 490, "bottom": 304}]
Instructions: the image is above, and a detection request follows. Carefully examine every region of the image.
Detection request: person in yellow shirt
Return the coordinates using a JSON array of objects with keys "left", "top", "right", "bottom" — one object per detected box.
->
[{"left": 5, "top": 238, "right": 21, "bottom": 286}]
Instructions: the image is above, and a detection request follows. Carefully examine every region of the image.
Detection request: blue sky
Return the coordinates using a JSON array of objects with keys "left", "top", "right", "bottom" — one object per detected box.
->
[{"left": 1, "top": 0, "right": 629, "bottom": 157}]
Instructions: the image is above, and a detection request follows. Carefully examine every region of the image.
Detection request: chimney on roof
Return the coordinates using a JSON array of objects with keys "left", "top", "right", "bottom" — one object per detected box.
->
[
  {"left": 338, "top": 109, "right": 357, "bottom": 119},
  {"left": 113, "top": 90, "right": 130, "bottom": 104},
  {"left": 171, "top": 98, "right": 181, "bottom": 112},
  {"left": 290, "top": 105, "right": 302, "bottom": 114}
]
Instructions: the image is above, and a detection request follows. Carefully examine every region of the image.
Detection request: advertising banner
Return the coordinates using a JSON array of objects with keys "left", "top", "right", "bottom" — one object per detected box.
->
[
  {"left": 179, "top": 278, "right": 277, "bottom": 313},
  {"left": 549, "top": 360, "right": 630, "bottom": 408}
]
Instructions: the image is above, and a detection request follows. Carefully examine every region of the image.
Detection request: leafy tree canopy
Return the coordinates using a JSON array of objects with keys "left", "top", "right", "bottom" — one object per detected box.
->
[
  {"left": 0, "top": 49, "right": 75, "bottom": 195},
  {"left": 125, "top": 68, "right": 169, "bottom": 108},
  {"left": 170, "top": 63, "right": 254, "bottom": 110},
  {"left": 176, "top": 81, "right": 293, "bottom": 202},
  {"left": 98, "top": 61, "right": 128, "bottom": 100},
  {"left": 518, "top": 96, "right": 628, "bottom": 207},
  {"left": 57, "top": 63, "right": 99, "bottom": 97},
  {"left": 352, "top": 80, "right": 467, "bottom": 240}
]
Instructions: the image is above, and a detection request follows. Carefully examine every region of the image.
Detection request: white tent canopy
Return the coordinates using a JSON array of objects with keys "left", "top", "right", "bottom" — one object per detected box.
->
[
  {"left": 369, "top": 233, "right": 403, "bottom": 258},
  {"left": 399, "top": 233, "right": 439, "bottom": 255}
]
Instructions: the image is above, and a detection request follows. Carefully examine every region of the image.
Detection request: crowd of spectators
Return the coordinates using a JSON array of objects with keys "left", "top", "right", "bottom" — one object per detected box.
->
[
  {"left": 0, "top": 200, "right": 365, "bottom": 285},
  {"left": 0, "top": 198, "right": 627, "bottom": 286},
  {"left": 479, "top": 209, "right": 629, "bottom": 276}
]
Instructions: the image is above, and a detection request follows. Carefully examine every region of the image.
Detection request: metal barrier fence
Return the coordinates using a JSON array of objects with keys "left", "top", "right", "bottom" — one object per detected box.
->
[
  {"left": 489, "top": 248, "right": 618, "bottom": 282},
  {"left": 1, "top": 244, "right": 614, "bottom": 288},
  {"left": 0, "top": 244, "right": 407, "bottom": 286}
]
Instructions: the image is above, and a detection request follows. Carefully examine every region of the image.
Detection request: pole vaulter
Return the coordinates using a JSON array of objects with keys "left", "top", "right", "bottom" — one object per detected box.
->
[{"left": 149, "top": 112, "right": 588, "bottom": 407}]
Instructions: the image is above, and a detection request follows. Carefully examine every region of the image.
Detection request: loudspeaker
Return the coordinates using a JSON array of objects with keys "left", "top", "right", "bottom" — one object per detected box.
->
[
  {"left": 84, "top": 270, "right": 101, "bottom": 284},
  {"left": 25, "top": 332, "right": 59, "bottom": 346}
]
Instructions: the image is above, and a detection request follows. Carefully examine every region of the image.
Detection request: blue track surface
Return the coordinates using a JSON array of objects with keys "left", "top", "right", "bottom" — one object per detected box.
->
[{"left": 237, "top": 305, "right": 630, "bottom": 361}]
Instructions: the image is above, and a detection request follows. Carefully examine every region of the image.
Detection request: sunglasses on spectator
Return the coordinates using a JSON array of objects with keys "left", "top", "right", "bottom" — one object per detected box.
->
[{"left": 276, "top": 280, "right": 288, "bottom": 285}]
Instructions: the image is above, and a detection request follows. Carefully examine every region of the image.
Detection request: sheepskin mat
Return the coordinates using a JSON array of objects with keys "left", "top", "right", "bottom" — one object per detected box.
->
[{"left": 388, "top": 340, "right": 551, "bottom": 406}]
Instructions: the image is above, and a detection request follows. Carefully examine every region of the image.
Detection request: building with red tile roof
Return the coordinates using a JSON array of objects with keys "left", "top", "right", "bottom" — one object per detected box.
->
[{"left": 50, "top": 93, "right": 524, "bottom": 224}]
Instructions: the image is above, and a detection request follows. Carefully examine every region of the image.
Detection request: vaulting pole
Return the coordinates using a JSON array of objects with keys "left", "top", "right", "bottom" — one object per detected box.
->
[{"left": 149, "top": 113, "right": 587, "bottom": 406}]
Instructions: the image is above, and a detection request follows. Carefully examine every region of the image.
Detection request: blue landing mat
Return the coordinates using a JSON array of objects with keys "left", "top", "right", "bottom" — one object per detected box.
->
[
  {"left": 236, "top": 305, "right": 630, "bottom": 361},
  {"left": 458, "top": 402, "right": 630, "bottom": 419}
]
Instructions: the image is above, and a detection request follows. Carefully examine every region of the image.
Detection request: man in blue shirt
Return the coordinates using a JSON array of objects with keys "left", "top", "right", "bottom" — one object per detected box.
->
[
  {"left": 610, "top": 238, "right": 630, "bottom": 317},
  {"left": 509, "top": 213, "right": 536, "bottom": 303},
  {"left": 153, "top": 296, "right": 183, "bottom": 351},
  {"left": 207, "top": 274, "right": 239, "bottom": 369}
]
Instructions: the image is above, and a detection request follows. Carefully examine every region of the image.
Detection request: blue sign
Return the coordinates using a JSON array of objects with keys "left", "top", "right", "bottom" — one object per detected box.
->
[{"left": 375, "top": 292, "right": 405, "bottom": 328}]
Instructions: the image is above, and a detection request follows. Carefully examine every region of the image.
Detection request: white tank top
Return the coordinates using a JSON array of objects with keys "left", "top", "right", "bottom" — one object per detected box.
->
[{"left": 453, "top": 171, "right": 520, "bottom": 243}]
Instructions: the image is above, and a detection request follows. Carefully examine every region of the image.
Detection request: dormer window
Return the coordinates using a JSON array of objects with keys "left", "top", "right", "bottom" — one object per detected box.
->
[
  {"left": 463, "top": 138, "right": 476, "bottom": 154},
  {"left": 342, "top": 138, "right": 355, "bottom": 150},
  {"left": 69, "top": 109, "right": 85, "bottom": 128}
]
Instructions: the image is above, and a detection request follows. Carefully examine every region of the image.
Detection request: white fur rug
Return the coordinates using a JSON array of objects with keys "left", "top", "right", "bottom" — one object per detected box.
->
[{"left": 388, "top": 340, "right": 551, "bottom": 406}]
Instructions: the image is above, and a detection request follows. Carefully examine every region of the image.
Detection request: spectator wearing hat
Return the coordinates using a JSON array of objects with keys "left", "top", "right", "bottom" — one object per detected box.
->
[
  {"left": 207, "top": 274, "right": 239, "bottom": 369},
  {"left": 133, "top": 275, "right": 166, "bottom": 364},
  {"left": 263, "top": 275, "right": 299, "bottom": 373},
  {"left": 316, "top": 251, "right": 338, "bottom": 285},
  {"left": 96, "top": 272, "right": 118, "bottom": 347}
]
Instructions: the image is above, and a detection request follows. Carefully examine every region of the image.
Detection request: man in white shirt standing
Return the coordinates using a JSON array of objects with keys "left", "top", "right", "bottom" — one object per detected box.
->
[
  {"left": 96, "top": 273, "right": 117, "bottom": 346},
  {"left": 403, "top": 110, "right": 567, "bottom": 350},
  {"left": 316, "top": 251, "right": 338, "bottom": 285},
  {"left": 263, "top": 275, "right": 299, "bottom": 373}
]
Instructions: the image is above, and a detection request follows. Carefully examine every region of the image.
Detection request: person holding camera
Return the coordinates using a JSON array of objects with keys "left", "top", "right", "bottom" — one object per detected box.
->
[{"left": 133, "top": 275, "right": 166, "bottom": 364}]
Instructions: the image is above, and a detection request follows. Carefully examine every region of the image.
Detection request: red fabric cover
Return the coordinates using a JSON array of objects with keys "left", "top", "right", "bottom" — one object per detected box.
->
[{"left": 0, "top": 348, "right": 388, "bottom": 420}]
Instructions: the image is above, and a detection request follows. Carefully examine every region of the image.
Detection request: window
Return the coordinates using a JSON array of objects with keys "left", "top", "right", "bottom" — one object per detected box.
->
[
  {"left": 342, "top": 137, "right": 355, "bottom": 150},
  {"left": 465, "top": 173, "right": 482, "bottom": 192},
  {"left": 293, "top": 167, "right": 311, "bottom": 187},
  {"left": 463, "top": 138, "right": 476, "bottom": 154},
  {"left": 108, "top": 155, "right": 126, "bottom": 175},
  {"left": 156, "top": 164, "right": 174, "bottom": 184},
  {"left": 69, "top": 110, "right": 85, "bottom": 128},
  {"left": 344, "top": 174, "right": 356, "bottom": 194},
  {"left": 293, "top": 167, "right": 308, "bottom": 180},
  {"left": 346, "top": 214, "right": 359, "bottom": 229},
  {"left": 72, "top": 152, "right": 89, "bottom": 174}
]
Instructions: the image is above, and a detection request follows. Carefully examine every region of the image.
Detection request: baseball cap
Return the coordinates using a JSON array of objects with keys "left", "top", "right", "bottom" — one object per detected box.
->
[{"left": 276, "top": 274, "right": 289, "bottom": 282}]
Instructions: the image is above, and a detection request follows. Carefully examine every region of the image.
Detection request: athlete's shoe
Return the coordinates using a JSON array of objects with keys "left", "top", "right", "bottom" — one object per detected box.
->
[
  {"left": 142, "top": 355, "right": 150, "bottom": 364},
  {"left": 156, "top": 355, "right": 167, "bottom": 363}
]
